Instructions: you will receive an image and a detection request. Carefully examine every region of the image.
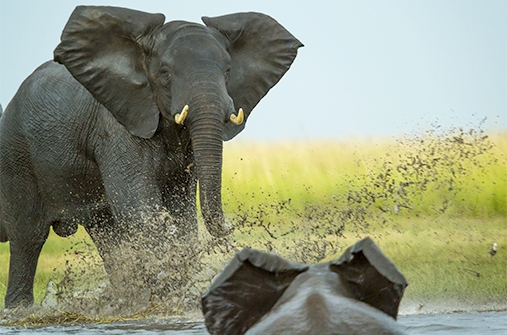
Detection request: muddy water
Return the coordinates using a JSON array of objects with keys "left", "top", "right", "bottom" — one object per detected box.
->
[
  {"left": 400, "top": 311, "right": 507, "bottom": 334},
  {"left": 0, "top": 311, "right": 505, "bottom": 334}
]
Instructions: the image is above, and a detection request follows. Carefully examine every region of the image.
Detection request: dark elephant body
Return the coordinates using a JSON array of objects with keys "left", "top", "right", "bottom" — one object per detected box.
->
[
  {"left": 202, "top": 237, "right": 408, "bottom": 335},
  {"left": 0, "top": 6, "right": 302, "bottom": 308}
]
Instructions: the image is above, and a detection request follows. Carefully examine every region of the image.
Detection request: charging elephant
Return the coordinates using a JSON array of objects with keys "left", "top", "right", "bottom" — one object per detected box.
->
[
  {"left": 202, "top": 237, "right": 408, "bottom": 335},
  {"left": 0, "top": 6, "right": 302, "bottom": 308}
]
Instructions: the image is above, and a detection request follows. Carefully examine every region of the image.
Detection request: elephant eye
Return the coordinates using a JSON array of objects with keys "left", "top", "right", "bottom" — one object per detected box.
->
[
  {"left": 160, "top": 69, "right": 172, "bottom": 83},
  {"left": 225, "top": 68, "right": 231, "bottom": 80}
]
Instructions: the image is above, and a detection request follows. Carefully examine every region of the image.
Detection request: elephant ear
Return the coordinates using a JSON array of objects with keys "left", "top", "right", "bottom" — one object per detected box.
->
[
  {"left": 54, "top": 6, "right": 165, "bottom": 138},
  {"left": 330, "top": 237, "right": 408, "bottom": 319},
  {"left": 202, "top": 12, "right": 303, "bottom": 141},
  {"left": 202, "top": 248, "right": 309, "bottom": 335}
]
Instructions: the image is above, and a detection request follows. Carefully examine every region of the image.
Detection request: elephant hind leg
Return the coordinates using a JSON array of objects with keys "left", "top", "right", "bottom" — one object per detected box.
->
[
  {"left": 0, "top": 222, "right": 7, "bottom": 242},
  {"left": 5, "top": 229, "right": 49, "bottom": 308},
  {"left": 3, "top": 179, "right": 50, "bottom": 307}
]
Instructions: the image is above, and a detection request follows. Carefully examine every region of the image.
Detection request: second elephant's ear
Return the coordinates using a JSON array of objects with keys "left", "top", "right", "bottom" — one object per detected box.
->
[
  {"left": 330, "top": 237, "right": 408, "bottom": 319},
  {"left": 202, "top": 13, "right": 303, "bottom": 141},
  {"left": 54, "top": 6, "right": 165, "bottom": 138},
  {"left": 202, "top": 248, "right": 309, "bottom": 335}
]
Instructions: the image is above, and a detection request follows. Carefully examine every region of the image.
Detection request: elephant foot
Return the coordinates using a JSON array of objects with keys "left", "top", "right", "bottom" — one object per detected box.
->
[{"left": 205, "top": 218, "right": 234, "bottom": 238}]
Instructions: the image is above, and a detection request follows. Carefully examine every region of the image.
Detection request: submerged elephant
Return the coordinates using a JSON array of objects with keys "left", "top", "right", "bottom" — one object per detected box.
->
[
  {"left": 0, "top": 6, "right": 302, "bottom": 308},
  {"left": 202, "top": 237, "right": 408, "bottom": 335}
]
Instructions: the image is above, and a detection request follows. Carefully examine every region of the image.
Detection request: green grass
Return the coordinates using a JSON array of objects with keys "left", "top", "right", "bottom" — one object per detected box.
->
[
  {"left": 222, "top": 129, "right": 506, "bottom": 218},
  {"left": 363, "top": 217, "right": 506, "bottom": 305},
  {"left": 0, "top": 129, "right": 505, "bottom": 312}
]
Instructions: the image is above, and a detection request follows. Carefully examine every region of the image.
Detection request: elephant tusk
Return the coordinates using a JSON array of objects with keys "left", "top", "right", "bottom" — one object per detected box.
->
[
  {"left": 230, "top": 108, "right": 244, "bottom": 125},
  {"left": 174, "top": 105, "right": 189, "bottom": 125}
]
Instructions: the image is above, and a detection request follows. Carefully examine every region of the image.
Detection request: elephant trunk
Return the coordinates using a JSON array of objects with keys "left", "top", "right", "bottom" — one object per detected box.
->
[{"left": 188, "top": 109, "right": 230, "bottom": 237}]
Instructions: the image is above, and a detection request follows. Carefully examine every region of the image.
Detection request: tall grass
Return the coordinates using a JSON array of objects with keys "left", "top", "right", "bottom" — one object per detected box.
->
[{"left": 222, "top": 130, "right": 506, "bottom": 219}]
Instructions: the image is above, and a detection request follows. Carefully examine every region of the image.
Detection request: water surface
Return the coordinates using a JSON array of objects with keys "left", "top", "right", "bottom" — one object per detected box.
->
[{"left": 1, "top": 311, "right": 505, "bottom": 334}]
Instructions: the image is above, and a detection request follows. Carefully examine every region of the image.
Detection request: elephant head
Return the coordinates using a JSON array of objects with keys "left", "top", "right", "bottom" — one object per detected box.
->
[
  {"left": 202, "top": 237, "right": 408, "bottom": 335},
  {"left": 53, "top": 6, "right": 303, "bottom": 237}
]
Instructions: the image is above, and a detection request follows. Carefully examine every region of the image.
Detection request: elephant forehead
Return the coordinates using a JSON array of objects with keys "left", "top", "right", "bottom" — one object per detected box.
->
[
  {"left": 275, "top": 264, "right": 351, "bottom": 307},
  {"left": 246, "top": 263, "right": 405, "bottom": 335},
  {"left": 245, "top": 295, "right": 405, "bottom": 335},
  {"left": 154, "top": 23, "right": 227, "bottom": 59}
]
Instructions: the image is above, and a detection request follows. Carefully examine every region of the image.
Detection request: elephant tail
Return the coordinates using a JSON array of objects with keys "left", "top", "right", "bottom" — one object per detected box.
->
[
  {"left": 0, "top": 103, "right": 5, "bottom": 241},
  {"left": 0, "top": 222, "right": 7, "bottom": 242}
]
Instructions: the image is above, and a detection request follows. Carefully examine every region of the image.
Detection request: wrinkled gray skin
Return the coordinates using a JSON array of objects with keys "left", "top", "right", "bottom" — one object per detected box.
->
[
  {"left": 0, "top": 6, "right": 302, "bottom": 308},
  {"left": 202, "top": 237, "right": 408, "bottom": 335}
]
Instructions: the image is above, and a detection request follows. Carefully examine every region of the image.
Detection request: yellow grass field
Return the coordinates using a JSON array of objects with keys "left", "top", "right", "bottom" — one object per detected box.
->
[{"left": 0, "top": 129, "right": 505, "bottom": 312}]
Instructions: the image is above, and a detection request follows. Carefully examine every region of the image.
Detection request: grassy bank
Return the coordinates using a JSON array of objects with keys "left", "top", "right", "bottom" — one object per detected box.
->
[{"left": 0, "top": 129, "right": 505, "bottom": 311}]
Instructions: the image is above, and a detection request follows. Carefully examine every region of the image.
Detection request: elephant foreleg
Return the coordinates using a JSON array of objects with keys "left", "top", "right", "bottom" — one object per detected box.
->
[
  {"left": 164, "top": 168, "right": 198, "bottom": 242},
  {"left": 83, "top": 206, "right": 127, "bottom": 277}
]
